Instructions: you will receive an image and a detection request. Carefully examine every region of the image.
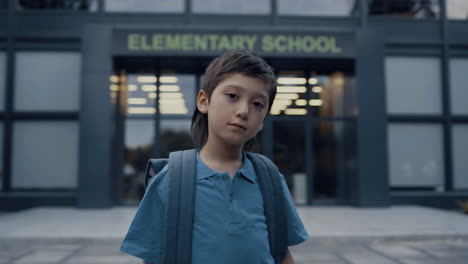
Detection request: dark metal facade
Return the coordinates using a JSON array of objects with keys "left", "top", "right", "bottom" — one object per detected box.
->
[{"left": 0, "top": 0, "right": 467, "bottom": 210}]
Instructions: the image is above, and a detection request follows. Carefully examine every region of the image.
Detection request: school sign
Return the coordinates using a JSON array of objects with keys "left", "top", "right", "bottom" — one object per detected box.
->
[{"left": 113, "top": 30, "right": 355, "bottom": 57}]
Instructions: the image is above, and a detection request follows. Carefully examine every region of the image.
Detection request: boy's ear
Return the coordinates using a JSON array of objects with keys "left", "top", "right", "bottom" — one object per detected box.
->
[{"left": 197, "top": 90, "right": 209, "bottom": 114}]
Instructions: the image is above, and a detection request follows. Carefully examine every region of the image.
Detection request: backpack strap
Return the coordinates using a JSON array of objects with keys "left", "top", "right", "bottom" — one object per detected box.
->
[
  {"left": 246, "top": 153, "right": 287, "bottom": 264},
  {"left": 162, "top": 149, "right": 197, "bottom": 264}
]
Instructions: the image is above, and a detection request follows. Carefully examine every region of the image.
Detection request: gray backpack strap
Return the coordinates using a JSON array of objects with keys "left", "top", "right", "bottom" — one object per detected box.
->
[
  {"left": 144, "top": 159, "right": 169, "bottom": 189},
  {"left": 246, "top": 153, "right": 287, "bottom": 264},
  {"left": 162, "top": 149, "right": 197, "bottom": 264}
]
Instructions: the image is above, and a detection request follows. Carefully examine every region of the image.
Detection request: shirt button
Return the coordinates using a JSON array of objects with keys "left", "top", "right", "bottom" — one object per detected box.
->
[
  {"left": 223, "top": 175, "right": 228, "bottom": 180},
  {"left": 229, "top": 200, "right": 233, "bottom": 203}
]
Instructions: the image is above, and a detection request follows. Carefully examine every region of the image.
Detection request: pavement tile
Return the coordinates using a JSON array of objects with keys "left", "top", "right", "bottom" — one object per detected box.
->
[
  {"left": 11, "top": 250, "right": 72, "bottom": 264},
  {"left": 65, "top": 255, "right": 140, "bottom": 264},
  {"left": 338, "top": 248, "right": 399, "bottom": 264},
  {"left": 370, "top": 242, "right": 428, "bottom": 258}
]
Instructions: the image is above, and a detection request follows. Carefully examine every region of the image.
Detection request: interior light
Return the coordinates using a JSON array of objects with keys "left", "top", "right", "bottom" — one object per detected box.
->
[
  {"left": 160, "top": 108, "right": 188, "bottom": 114},
  {"left": 128, "top": 107, "right": 156, "bottom": 114},
  {"left": 128, "top": 98, "right": 147, "bottom": 105},
  {"left": 159, "top": 98, "right": 186, "bottom": 105},
  {"left": 160, "top": 76, "right": 178, "bottom": 83},
  {"left": 277, "top": 86, "right": 307, "bottom": 93},
  {"left": 142, "top": 85, "right": 157, "bottom": 92},
  {"left": 109, "top": 84, "right": 119, "bottom": 92},
  {"left": 275, "top": 93, "right": 299, "bottom": 100},
  {"left": 159, "top": 85, "right": 180, "bottom": 92},
  {"left": 309, "top": 99, "right": 323, "bottom": 106},
  {"left": 137, "top": 76, "right": 157, "bottom": 83},
  {"left": 110, "top": 75, "right": 119, "bottom": 83},
  {"left": 159, "top": 92, "right": 183, "bottom": 99},
  {"left": 127, "top": 84, "right": 138, "bottom": 91},
  {"left": 308, "top": 78, "right": 318, "bottom": 85},
  {"left": 285, "top": 108, "right": 307, "bottom": 115},
  {"left": 312, "top": 86, "right": 323, "bottom": 93},
  {"left": 148, "top": 92, "right": 157, "bottom": 99},
  {"left": 277, "top": 77, "right": 307, "bottom": 85},
  {"left": 270, "top": 109, "right": 281, "bottom": 115},
  {"left": 272, "top": 99, "right": 292, "bottom": 106},
  {"left": 295, "top": 99, "right": 307, "bottom": 106}
]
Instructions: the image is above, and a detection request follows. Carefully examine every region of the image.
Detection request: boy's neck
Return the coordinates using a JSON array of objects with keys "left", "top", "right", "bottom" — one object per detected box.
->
[{"left": 199, "top": 139, "right": 243, "bottom": 177}]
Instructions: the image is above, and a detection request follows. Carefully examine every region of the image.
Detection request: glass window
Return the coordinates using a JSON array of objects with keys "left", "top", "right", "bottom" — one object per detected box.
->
[
  {"left": 0, "top": 122, "right": 3, "bottom": 191},
  {"left": 447, "top": 0, "right": 468, "bottom": 20},
  {"left": 385, "top": 57, "right": 442, "bottom": 115},
  {"left": 12, "top": 121, "right": 79, "bottom": 189},
  {"left": 18, "top": 0, "right": 98, "bottom": 11},
  {"left": 310, "top": 71, "right": 357, "bottom": 118},
  {"left": 452, "top": 125, "right": 468, "bottom": 189},
  {"left": 369, "top": 0, "right": 439, "bottom": 18},
  {"left": 388, "top": 124, "right": 444, "bottom": 188},
  {"left": 105, "top": 0, "right": 184, "bottom": 13},
  {"left": 450, "top": 58, "right": 468, "bottom": 115},
  {"left": 313, "top": 121, "right": 357, "bottom": 201},
  {"left": 273, "top": 121, "right": 305, "bottom": 204},
  {"left": 160, "top": 119, "right": 193, "bottom": 158},
  {"left": 122, "top": 119, "right": 155, "bottom": 204},
  {"left": 159, "top": 74, "right": 196, "bottom": 117},
  {"left": 0, "top": 52, "right": 5, "bottom": 111},
  {"left": 14, "top": 52, "right": 81, "bottom": 112},
  {"left": 278, "top": 0, "right": 358, "bottom": 16},
  {"left": 193, "top": 0, "right": 269, "bottom": 15}
]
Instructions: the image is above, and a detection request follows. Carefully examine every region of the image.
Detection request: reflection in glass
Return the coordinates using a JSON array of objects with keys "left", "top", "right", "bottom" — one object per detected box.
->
[
  {"left": 18, "top": 0, "right": 98, "bottom": 11},
  {"left": 272, "top": 71, "right": 308, "bottom": 116},
  {"left": 14, "top": 52, "right": 81, "bottom": 111},
  {"left": 447, "top": 0, "right": 468, "bottom": 20},
  {"left": 12, "top": 121, "right": 79, "bottom": 188},
  {"left": 450, "top": 59, "right": 468, "bottom": 114},
  {"left": 452, "top": 125, "right": 468, "bottom": 189},
  {"left": 273, "top": 121, "right": 305, "bottom": 204},
  {"left": 312, "top": 121, "right": 356, "bottom": 201},
  {"left": 159, "top": 74, "right": 196, "bottom": 117},
  {"left": 278, "top": 0, "right": 358, "bottom": 16},
  {"left": 310, "top": 71, "right": 356, "bottom": 118},
  {"left": 369, "top": 0, "right": 439, "bottom": 18},
  {"left": 160, "top": 119, "right": 193, "bottom": 158},
  {"left": 122, "top": 119, "right": 154, "bottom": 204},
  {"left": 125, "top": 73, "right": 157, "bottom": 117},
  {"left": 193, "top": 0, "right": 269, "bottom": 15},
  {"left": 388, "top": 124, "right": 444, "bottom": 188},
  {"left": 0, "top": 53, "right": 5, "bottom": 111},
  {"left": 385, "top": 56, "right": 441, "bottom": 114},
  {"left": 105, "top": 0, "right": 184, "bottom": 13}
]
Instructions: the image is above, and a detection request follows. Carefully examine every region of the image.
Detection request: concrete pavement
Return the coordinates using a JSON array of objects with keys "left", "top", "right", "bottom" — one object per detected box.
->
[{"left": 0, "top": 205, "right": 467, "bottom": 263}]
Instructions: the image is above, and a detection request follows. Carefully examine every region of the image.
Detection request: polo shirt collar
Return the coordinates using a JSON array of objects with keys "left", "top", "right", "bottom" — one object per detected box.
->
[{"left": 196, "top": 151, "right": 256, "bottom": 183}]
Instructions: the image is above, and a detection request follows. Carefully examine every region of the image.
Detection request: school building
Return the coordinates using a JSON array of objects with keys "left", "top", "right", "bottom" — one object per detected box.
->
[{"left": 1, "top": 0, "right": 468, "bottom": 210}]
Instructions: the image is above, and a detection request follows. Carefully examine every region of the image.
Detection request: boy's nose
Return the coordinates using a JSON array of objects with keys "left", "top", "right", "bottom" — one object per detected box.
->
[{"left": 235, "top": 103, "right": 249, "bottom": 120}]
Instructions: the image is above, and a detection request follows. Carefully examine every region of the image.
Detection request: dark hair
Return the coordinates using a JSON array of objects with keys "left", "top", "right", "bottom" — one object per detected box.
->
[{"left": 191, "top": 50, "right": 277, "bottom": 150}]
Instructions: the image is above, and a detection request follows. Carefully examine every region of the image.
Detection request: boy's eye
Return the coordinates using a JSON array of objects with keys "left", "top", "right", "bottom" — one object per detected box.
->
[
  {"left": 253, "top": 102, "right": 265, "bottom": 109},
  {"left": 226, "top": 93, "right": 238, "bottom": 99}
]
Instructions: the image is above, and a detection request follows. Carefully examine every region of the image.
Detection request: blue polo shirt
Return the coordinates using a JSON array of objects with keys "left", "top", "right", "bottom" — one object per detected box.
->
[{"left": 120, "top": 151, "right": 309, "bottom": 264}]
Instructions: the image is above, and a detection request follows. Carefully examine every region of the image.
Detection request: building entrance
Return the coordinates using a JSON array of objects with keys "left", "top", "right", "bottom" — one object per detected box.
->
[{"left": 112, "top": 56, "right": 357, "bottom": 205}]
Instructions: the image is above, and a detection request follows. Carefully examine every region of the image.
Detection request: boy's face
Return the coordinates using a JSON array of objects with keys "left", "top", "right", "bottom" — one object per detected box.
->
[{"left": 197, "top": 73, "right": 270, "bottom": 147}]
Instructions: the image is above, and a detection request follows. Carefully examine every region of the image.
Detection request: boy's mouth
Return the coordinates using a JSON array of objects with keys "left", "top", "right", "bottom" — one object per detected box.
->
[{"left": 228, "top": 123, "right": 247, "bottom": 130}]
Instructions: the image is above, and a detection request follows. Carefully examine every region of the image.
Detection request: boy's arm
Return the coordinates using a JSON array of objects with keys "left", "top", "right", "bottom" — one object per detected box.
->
[{"left": 282, "top": 249, "right": 294, "bottom": 264}]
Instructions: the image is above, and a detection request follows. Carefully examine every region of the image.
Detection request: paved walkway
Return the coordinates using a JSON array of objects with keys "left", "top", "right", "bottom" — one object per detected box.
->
[{"left": 0, "top": 206, "right": 467, "bottom": 263}]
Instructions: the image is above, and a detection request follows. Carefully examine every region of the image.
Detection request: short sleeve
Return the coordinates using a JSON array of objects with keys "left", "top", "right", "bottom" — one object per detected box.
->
[
  {"left": 279, "top": 173, "right": 310, "bottom": 246},
  {"left": 120, "top": 165, "right": 168, "bottom": 264}
]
